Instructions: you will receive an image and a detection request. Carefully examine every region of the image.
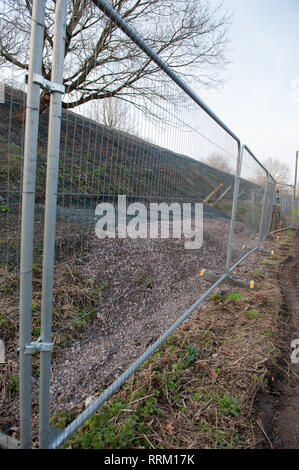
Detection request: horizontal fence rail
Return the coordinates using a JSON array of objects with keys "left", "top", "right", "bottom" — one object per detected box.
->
[{"left": 0, "top": 0, "right": 297, "bottom": 449}]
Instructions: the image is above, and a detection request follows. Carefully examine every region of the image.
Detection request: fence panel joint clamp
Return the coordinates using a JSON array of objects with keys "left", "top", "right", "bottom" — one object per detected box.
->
[
  {"left": 23, "top": 340, "right": 54, "bottom": 355},
  {"left": 31, "top": 73, "right": 65, "bottom": 94}
]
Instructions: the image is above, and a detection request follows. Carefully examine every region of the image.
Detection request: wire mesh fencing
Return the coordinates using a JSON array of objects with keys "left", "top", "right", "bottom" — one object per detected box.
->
[
  {"left": 227, "top": 145, "right": 276, "bottom": 268},
  {"left": 275, "top": 183, "right": 295, "bottom": 229},
  {"left": 0, "top": 84, "right": 27, "bottom": 445},
  {"left": 0, "top": 0, "right": 297, "bottom": 450}
]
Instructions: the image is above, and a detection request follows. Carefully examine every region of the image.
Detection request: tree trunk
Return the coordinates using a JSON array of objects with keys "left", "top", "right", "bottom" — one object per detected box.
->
[
  {"left": 14, "top": 104, "right": 26, "bottom": 122},
  {"left": 39, "top": 91, "right": 50, "bottom": 115}
]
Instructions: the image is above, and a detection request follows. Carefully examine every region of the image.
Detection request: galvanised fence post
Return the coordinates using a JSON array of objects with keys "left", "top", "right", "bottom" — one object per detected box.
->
[
  {"left": 39, "top": 0, "right": 67, "bottom": 449},
  {"left": 291, "top": 184, "right": 295, "bottom": 227},
  {"left": 19, "top": 0, "right": 46, "bottom": 449}
]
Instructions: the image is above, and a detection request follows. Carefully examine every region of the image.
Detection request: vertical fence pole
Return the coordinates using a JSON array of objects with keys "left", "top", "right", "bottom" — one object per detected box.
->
[
  {"left": 19, "top": 0, "right": 46, "bottom": 449},
  {"left": 39, "top": 0, "right": 67, "bottom": 449},
  {"left": 290, "top": 184, "right": 295, "bottom": 227},
  {"left": 293, "top": 151, "right": 298, "bottom": 225},
  {"left": 295, "top": 151, "right": 298, "bottom": 191},
  {"left": 225, "top": 144, "right": 243, "bottom": 272},
  {"left": 258, "top": 171, "right": 269, "bottom": 243}
]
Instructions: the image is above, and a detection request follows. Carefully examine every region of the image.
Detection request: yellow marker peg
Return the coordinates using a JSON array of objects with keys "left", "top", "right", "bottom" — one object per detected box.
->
[
  {"left": 200, "top": 269, "right": 206, "bottom": 277},
  {"left": 249, "top": 280, "right": 255, "bottom": 289},
  {"left": 271, "top": 250, "right": 274, "bottom": 256}
]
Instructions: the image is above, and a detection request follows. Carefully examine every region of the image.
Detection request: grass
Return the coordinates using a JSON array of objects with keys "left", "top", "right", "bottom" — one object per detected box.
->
[
  {"left": 246, "top": 309, "right": 259, "bottom": 320},
  {"left": 261, "top": 259, "right": 272, "bottom": 265},
  {"left": 52, "top": 335, "right": 246, "bottom": 449},
  {"left": 9, "top": 373, "right": 20, "bottom": 397},
  {"left": 210, "top": 291, "right": 243, "bottom": 302}
]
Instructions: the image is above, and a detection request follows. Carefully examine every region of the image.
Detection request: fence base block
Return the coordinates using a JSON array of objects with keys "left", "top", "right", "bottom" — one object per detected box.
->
[
  {"left": 200, "top": 269, "right": 255, "bottom": 289},
  {"left": 0, "top": 433, "right": 20, "bottom": 449},
  {"left": 258, "top": 248, "right": 274, "bottom": 256}
]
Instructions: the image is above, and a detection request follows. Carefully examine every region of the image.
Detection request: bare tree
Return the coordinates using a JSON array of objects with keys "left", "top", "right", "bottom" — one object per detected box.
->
[
  {"left": 254, "top": 157, "right": 291, "bottom": 186},
  {"left": 205, "top": 152, "right": 233, "bottom": 174},
  {"left": 0, "top": 0, "right": 231, "bottom": 116},
  {"left": 86, "top": 96, "right": 136, "bottom": 133}
]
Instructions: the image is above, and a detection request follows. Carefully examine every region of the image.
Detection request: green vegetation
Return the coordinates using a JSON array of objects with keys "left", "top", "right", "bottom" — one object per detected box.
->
[
  {"left": 228, "top": 292, "right": 243, "bottom": 301},
  {"left": 9, "top": 374, "right": 20, "bottom": 397},
  {"left": 0, "top": 204, "right": 11, "bottom": 213},
  {"left": 210, "top": 291, "right": 243, "bottom": 302},
  {"left": 52, "top": 339, "right": 244, "bottom": 449},
  {"left": 261, "top": 258, "right": 272, "bottom": 265},
  {"left": 246, "top": 309, "right": 259, "bottom": 320}
]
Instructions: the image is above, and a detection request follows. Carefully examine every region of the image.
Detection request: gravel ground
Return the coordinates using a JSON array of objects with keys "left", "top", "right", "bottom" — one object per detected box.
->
[
  {"left": 3, "top": 206, "right": 265, "bottom": 442},
  {"left": 38, "top": 216, "right": 262, "bottom": 418}
]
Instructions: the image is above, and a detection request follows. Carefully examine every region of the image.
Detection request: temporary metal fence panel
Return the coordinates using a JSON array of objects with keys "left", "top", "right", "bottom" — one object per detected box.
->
[
  {"left": 227, "top": 146, "right": 269, "bottom": 268},
  {"left": 0, "top": 84, "right": 27, "bottom": 448},
  {"left": 260, "top": 175, "right": 276, "bottom": 241},
  {"left": 0, "top": 0, "right": 48, "bottom": 449},
  {"left": 46, "top": 1, "right": 241, "bottom": 448},
  {"left": 275, "top": 183, "right": 294, "bottom": 229}
]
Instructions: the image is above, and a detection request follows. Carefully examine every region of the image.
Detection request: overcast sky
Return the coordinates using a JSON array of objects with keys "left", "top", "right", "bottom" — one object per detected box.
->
[{"left": 201, "top": 0, "right": 299, "bottom": 182}]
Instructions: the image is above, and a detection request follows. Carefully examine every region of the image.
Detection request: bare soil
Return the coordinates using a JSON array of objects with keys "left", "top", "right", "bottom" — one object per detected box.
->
[
  {"left": 44, "top": 218, "right": 260, "bottom": 416},
  {"left": 254, "top": 230, "right": 299, "bottom": 449},
  {"left": 272, "top": 231, "right": 299, "bottom": 448}
]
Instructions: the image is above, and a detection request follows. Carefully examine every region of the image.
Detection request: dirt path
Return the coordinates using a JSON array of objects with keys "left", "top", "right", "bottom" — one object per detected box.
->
[{"left": 272, "top": 230, "right": 299, "bottom": 448}]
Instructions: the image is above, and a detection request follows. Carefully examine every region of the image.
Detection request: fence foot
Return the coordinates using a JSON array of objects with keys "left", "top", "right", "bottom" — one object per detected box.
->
[
  {"left": 0, "top": 433, "right": 20, "bottom": 449},
  {"left": 200, "top": 269, "right": 255, "bottom": 289},
  {"left": 258, "top": 248, "right": 274, "bottom": 255},
  {"left": 241, "top": 245, "right": 274, "bottom": 256}
]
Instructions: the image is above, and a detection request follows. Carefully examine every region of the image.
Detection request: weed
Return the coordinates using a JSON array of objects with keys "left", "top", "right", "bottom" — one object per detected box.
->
[
  {"left": 262, "top": 330, "right": 274, "bottom": 337},
  {"left": 0, "top": 205, "right": 11, "bottom": 213},
  {"left": 261, "top": 259, "right": 271, "bottom": 265},
  {"left": 74, "top": 318, "right": 88, "bottom": 330},
  {"left": 246, "top": 309, "right": 259, "bottom": 320},
  {"left": 136, "top": 273, "right": 153, "bottom": 286},
  {"left": 9, "top": 374, "right": 20, "bottom": 396},
  {"left": 58, "top": 336, "right": 67, "bottom": 348},
  {"left": 186, "top": 344, "right": 199, "bottom": 364},
  {"left": 210, "top": 292, "right": 227, "bottom": 301},
  {"left": 32, "top": 327, "right": 41, "bottom": 337},
  {"left": 59, "top": 390, "right": 161, "bottom": 449},
  {"left": 219, "top": 394, "right": 240, "bottom": 418},
  {"left": 193, "top": 391, "right": 204, "bottom": 402},
  {"left": 228, "top": 292, "right": 243, "bottom": 301},
  {"left": 11, "top": 143, "right": 21, "bottom": 150},
  {"left": 261, "top": 377, "right": 270, "bottom": 393}
]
